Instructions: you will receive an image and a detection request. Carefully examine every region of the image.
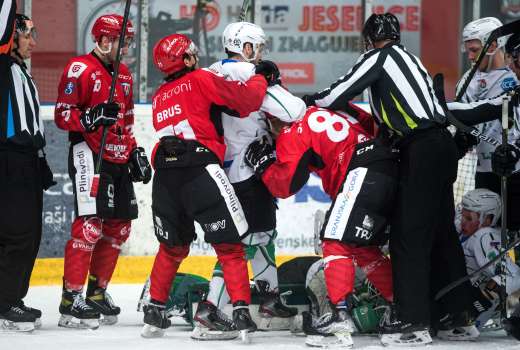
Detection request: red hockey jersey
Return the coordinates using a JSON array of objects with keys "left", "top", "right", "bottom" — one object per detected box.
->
[
  {"left": 151, "top": 68, "right": 267, "bottom": 164},
  {"left": 55, "top": 53, "right": 136, "bottom": 163},
  {"left": 262, "top": 105, "right": 375, "bottom": 199}
]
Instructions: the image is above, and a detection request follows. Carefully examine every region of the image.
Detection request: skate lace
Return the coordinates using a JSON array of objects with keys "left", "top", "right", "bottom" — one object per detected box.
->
[
  {"left": 72, "top": 293, "right": 92, "bottom": 311},
  {"left": 11, "top": 306, "right": 25, "bottom": 315},
  {"left": 104, "top": 291, "right": 117, "bottom": 308},
  {"left": 215, "top": 308, "right": 234, "bottom": 328},
  {"left": 313, "top": 312, "right": 334, "bottom": 328}
]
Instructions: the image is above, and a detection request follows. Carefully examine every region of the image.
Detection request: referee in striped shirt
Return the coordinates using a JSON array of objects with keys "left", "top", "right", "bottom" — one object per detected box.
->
[
  {"left": 0, "top": 0, "right": 55, "bottom": 329},
  {"left": 303, "top": 13, "right": 474, "bottom": 345}
]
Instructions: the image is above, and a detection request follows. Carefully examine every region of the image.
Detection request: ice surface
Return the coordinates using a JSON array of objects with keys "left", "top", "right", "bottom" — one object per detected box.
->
[{"left": 1, "top": 284, "right": 518, "bottom": 350}]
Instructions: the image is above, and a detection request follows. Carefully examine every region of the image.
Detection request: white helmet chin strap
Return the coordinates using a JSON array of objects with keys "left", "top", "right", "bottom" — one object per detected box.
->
[{"left": 95, "top": 41, "right": 112, "bottom": 55}]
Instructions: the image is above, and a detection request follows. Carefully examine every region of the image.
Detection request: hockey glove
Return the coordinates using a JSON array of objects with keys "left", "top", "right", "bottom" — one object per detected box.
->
[
  {"left": 255, "top": 60, "right": 281, "bottom": 87},
  {"left": 80, "top": 102, "right": 119, "bottom": 133},
  {"left": 129, "top": 147, "right": 152, "bottom": 184},
  {"left": 491, "top": 143, "right": 520, "bottom": 177},
  {"left": 245, "top": 136, "right": 276, "bottom": 176},
  {"left": 39, "top": 156, "right": 57, "bottom": 190},
  {"left": 453, "top": 130, "right": 479, "bottom": 160}
]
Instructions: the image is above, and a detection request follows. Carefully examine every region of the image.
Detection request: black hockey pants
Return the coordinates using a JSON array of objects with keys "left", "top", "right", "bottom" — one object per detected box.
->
[
  {"left": 389, "top": 128, "right": 473, "bottom": 325},
  {"left": 0, "top": 150, "right": 44, "bottom": 311}
]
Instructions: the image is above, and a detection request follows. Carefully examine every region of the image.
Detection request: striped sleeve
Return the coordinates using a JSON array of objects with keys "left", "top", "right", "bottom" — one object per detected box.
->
[
  {"left": 311, "top": 50, "right": 382, "bottom": 111},
  {"left": 447, "top": 96, "right": 504, "bottom": 126},
  {"left": 0, "top": 0, "right": 15, "bottom": 54}
]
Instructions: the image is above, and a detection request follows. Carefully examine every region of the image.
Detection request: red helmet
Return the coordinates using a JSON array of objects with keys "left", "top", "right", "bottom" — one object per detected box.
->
[
  {"left": 153, "top": 34, "right": 198, "bottom": 75},
  {"left": 91, "top": 14, "right": 135, "bottom": 42}
]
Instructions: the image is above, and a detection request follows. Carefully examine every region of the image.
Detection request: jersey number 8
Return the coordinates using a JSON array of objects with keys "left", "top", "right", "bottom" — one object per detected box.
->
[{"left": 307, "top": 109, "right": 350, "bottom": 142}]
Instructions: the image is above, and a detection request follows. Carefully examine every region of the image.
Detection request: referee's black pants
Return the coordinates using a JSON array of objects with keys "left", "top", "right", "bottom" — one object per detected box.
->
[
  {"left": 390, "top": 128, "right": 472, "bottom": 326},
  {"left": 0, "top": 150, "right": 43, "bottom": 312}
]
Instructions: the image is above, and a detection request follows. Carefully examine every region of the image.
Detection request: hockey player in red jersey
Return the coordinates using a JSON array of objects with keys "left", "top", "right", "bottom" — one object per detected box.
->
[
  {"left": 54, "top": 14, "right": 151, "bottom": 329},
  {"left": 141, "top": 33, "right": 268, "bottom": 339},
  {"left": 245, "top": 104, "right": 397, "bottom": 348}
]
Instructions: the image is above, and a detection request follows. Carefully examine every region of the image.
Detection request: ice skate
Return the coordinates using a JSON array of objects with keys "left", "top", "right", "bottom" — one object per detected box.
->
[
  {"left": 256, "top": 280, "right": 298, "bottom": 318},
  {"left": 379, "top": 305, "right": 432, "bottom": 347},
  {"left": 302, "top": 303, "right": 354, "bottom": 349},
  {"left": 0, "top": 306, "right": 36, "bottom": 332},
  {"left": 17, "top": 301, "right": 42, "bottom": 329},
  {"left": 232, "top": 301, "right": 257, "bottom": 343},
  {"left": 86, "top": 275, "right": 120, "bottom": 325},
  {"left": 58, "top": 289, "right": 100, "bottom": 330},
  {"left": 191, "top": 301, "right": 238, "bottom": 340},
  {"left": 141, "top": 300, "right": 171, "bottom": 338},
  {"left": 436, "top": 310, "right": 479, "bottom": 341}
]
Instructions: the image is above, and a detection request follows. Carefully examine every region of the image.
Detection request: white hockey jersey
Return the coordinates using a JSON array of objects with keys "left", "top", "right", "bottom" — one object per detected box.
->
[
  {"left": 460, "top": 226, "right": 520, "bottom": 294},
  {"left": 456, "top": 68, "right": 518, "bottom": 172},
  {"left": 209, "top": 59, "right": 306, "bottom": 183}
]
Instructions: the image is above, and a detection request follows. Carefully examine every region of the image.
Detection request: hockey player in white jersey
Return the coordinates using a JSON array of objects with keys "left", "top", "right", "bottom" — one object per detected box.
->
[
  {"left": 454, "top": 189, "right": 520, "bottom": 337},
  {"left": 456, "top": 18, "right": 520, "bottom": 230},
  {"left": 190, "top": 21, "right": 306, "bottom": 340}
]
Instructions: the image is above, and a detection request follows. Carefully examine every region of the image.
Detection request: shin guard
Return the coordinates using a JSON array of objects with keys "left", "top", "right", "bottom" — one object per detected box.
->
[
  {"left": 322, "top": 240, "right": 355, "bottom": 305},
  {"left": 213, "top": 243, "right": 251, "bottom": 304},
  {"left": 149, "top": 244, "right": 189, "bottom": 303}
]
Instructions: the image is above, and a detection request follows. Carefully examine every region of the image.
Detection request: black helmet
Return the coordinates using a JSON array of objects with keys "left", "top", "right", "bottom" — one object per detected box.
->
[
  {"left": 362, "top": 13, "right": 400, "bottom": 48},
  {"left": 506, "top": 32, "right": 520, "bottom": 58}
]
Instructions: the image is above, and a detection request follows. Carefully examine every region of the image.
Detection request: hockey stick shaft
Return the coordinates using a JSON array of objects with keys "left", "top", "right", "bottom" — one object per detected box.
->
[
  {"left": 91, "top": 0, "right": 132, "bottom": 197},
  {"left": 500, "top": 95, "right": 510, "bottom": 320},
  {"left": 433, "top": 73, "right": 501, "bottom": 147},
  {"left": 456, "top": 19, "right": 520, "bottom": 102},
  {"left": 238, "top": 0, "right": 251, "bottom": 21},
  {"left": 435, "top": 235, "right": 520, "bottom": 301}
]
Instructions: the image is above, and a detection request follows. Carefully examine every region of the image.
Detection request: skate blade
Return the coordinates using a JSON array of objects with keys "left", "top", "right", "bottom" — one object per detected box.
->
[
  {"left": 191, "top": 325, "right": 238, "bottom": 340},
  {"left": 58, "top": 315, "right": 99, "bottom": 330},
  {"left": 0, "top": 320, "right": 35, "bottom": 333},
  {"left": 380, "top": 330, "right": 432, "bottom": 347},
  {"left": 100, "top": 315, "right": 118, "bottom": 326},
  {"left": 258, "top": 316, "right": 293, "bottom": 331},
  {"left": 34, "top": 318, "right": 42, "bottom": 330},
  {"left": 240, "top": 329, "right": 251, "bottom": 343},
  {"left": 437, "top": 326, "right": 479, "bottom": 341},
  {"left": 141, "top": 324, "right": 165, "bottom": 338},
  {"left": 305, "top": 333, "right": 354, "bottom": 348}
]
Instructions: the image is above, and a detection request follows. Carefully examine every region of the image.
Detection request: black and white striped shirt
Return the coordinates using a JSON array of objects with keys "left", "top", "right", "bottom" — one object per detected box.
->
[
  {"left": 0, "top": 0, "right": 45, "bottom": 150},
  {"left": 308, "top": 43, "right": 446, "bottom": 137}
]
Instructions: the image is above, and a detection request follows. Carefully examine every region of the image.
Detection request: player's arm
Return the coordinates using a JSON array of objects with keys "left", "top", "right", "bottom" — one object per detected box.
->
[
  {"left": 474, "top": 232, "right": 502, "bottom": 283},
  {"left": 54, "top": 61, "right": 92, "bottom": 132},
  {"left": 447, "top": 95, "right": 505, "bottom": 126},
  {"left": 0, "top": 0, "right": 15, "bottom": 54},
  {"left": 261, "top": 85, "right": 306, "bottom": 122},
  {"left": 201, "top": 68, "right": 267, "bottom": 117},
  {"left": 124, "top": 79, "right": 137, "bottom": 150},
  {"left": 303, "top": 50, "right": 383, "bottom": 110}
]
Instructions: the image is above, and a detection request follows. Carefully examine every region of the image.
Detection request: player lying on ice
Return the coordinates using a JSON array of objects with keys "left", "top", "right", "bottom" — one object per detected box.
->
[{"left": 244, "top": 102, "right": 396, "bottom": 348}]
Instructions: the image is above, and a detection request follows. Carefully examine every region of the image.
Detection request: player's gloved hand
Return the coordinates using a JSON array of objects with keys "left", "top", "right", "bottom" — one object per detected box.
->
[
  {"left": 245, "top": 135, "right": 276, "bottom": 176},
  {"left": 255, "top": 60, "right": 281, "bottom": 86},
  {"left": 39, "top": 156, "right": 57, "bottom": 190},
  {"left": 302, "top": 94, "right": 316, "bottom": 107},
  {"left": 129, "top": 147, "right": 152, "bottom": 184},
  {"left": 492, "top": 143, "right": 520, "bottom": 177},
  {"left": 453, "top": 130, "right": 479, "bottom": 160},
  {"left": 80, "top": 102, "right": 119, "bottom": 132}
]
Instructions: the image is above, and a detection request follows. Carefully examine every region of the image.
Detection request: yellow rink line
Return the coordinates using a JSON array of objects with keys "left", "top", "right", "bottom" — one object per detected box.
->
[{"left": 30, "top": 255, "right": 309, "bottom": 286}]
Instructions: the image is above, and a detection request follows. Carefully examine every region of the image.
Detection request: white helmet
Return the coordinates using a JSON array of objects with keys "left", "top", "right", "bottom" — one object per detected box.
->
[
  {"left": 461, "top": 188, "right": 501, "bottom": 227},
  {"left": 222, "top": 21, "right": 266, "bottom": 62},
  {"left": 462, "top": 17, "right": 506, "bottom": 51}
]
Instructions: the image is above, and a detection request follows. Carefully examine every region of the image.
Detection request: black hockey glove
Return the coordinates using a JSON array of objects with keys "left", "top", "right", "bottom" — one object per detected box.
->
[
  {"left": 39, "top": 156, "right": 57, "bottom": 190},
  {"left": 453, "top": 130, "right": 479, "bottom": 160},
  {"left": 255, "top": 60, "right": 281, "bottom": 87},
  {"left": 301, "top": 94, "right": 316, "bottom": 107},
  {"left": 491, "top": 143, "right": 520, "bottom": 177},
  {"left": 129, "top": 147, "right": 152, "bottom": 184},
  {"left": 245, "top": 136, "right": 276, "bottom": 176},
  {"left": 80, "top": 102, "right": 119, "bottom": 133}
]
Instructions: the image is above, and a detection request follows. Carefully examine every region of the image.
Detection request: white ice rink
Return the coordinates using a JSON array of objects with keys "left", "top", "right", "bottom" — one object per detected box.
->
[{"left": 1, "top": 284, "right": 519, "bottom": 350}]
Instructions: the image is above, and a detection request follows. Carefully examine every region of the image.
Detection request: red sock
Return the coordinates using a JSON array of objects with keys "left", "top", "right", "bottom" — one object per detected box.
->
[
  {"left": 322, "top": 240, "right": 355, "bottom": 305},
  {"left": 213, "top": 242, "right": 250, "bottom": 304},
  {"left": 352, "top": 246, "right": 393, "bottom": 302},
  {"left": 149, "top": 244, "right": 189, "bottom": 303}
]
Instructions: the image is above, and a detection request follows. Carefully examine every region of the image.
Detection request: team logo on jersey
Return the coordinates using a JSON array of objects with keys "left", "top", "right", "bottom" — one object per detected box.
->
[
  {"left": 67, "top": 62, "right": 88, "bottom": 78},
  {"left": 64, "top": 82, "right": 74, "bottom": 95},
  {"left": 501, "top": 77, "right": 517, "bottom": 91},
  {"left": 478, "top": 79, "right": 487, "bottom": 89},
  {"left": 121, "top": 82, "right": 131, "bottom": 96}
]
